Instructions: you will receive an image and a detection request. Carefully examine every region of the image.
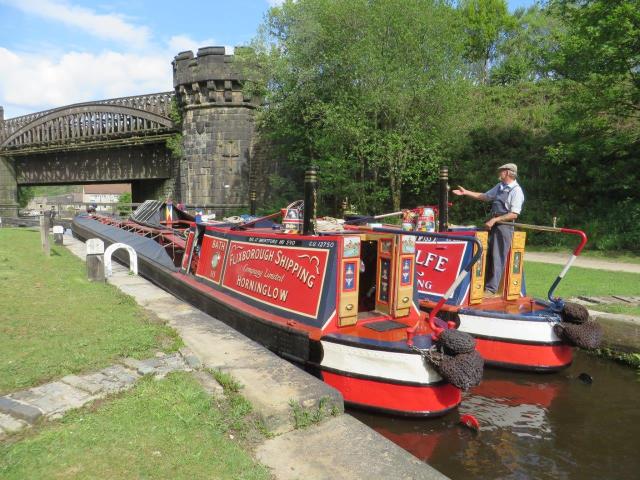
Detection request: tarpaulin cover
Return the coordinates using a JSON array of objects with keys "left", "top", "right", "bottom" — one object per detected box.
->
[{"left": 73, "top": 215, "right": 179, "bottom": 272}]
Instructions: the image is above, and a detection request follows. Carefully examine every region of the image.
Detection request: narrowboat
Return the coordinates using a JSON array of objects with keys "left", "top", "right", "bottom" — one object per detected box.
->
[
  {"left": 72, "top": 175, "right": 484, "bottom": 417},
  {"left": 401, "top": 168, "right": 600, "bottom": 372}
]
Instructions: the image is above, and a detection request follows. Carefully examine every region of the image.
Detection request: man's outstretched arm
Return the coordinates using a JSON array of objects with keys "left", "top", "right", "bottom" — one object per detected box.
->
[{"left": 452, "top": 185, "right": 488, "bottom": 202}]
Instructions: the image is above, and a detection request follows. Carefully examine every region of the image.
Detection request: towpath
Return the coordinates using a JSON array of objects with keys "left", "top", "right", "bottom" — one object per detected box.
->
[
  {"left": 526, "top": 252, "right": 640, "bottom": 274},
  {"left": 57, "top": 234, "right": 447, "bottom": 480}
]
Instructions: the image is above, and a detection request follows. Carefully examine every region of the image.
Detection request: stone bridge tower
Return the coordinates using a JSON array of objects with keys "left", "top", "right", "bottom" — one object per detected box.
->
[{"left": 173, "top": 47, "right": 260, "bottom": 211}]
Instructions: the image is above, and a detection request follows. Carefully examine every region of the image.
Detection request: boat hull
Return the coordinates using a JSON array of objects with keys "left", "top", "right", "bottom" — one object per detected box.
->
[
  {"left": 458, "top": 310, "right": 572, "bottom": 372},
  {"left": 322, "top": 371, "right": 460, "bottom": 417},
  {"left": 73, "top": 217, "right": 461, "bottom": 416}
]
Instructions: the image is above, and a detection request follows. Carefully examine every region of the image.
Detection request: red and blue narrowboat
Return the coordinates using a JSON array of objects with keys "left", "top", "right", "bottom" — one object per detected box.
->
[
  {"left": 72, "top": 174, "right": 484, "bottom": 417},
  {"left": 404, "top": 168, "right": 599, "bottom": 372}
]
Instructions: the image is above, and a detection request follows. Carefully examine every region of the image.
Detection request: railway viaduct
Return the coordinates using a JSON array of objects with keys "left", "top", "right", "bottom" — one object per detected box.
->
[{"left": 0, "top": 46, "right": 263, "bottom": 216}]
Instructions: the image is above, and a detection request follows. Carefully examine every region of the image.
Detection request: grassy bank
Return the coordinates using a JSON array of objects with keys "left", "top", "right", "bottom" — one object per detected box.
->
[
  {"left": 0, "top": 228, "right": 182, "bottom": 394},
  {"left": 524, "top": 262, "right": 640, "bottom": 300},
  {"left": 0, "top": 373, "right": 271, "bottom": 480}
]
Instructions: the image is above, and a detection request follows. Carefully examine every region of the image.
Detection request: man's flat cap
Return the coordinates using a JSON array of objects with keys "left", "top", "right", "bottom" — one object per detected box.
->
[{"left": 498, "top": 163, "right": 517, "bottom": 175}]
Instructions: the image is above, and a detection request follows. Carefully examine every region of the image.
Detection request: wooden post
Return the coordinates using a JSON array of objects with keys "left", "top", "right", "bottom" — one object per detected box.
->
[{"left": 40, "top": 215, "right": 50, "bottom": 256}]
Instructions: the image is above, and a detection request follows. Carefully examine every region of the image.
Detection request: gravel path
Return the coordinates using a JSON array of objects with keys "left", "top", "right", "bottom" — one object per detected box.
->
[{"left": 526, "top": 252, "right": 640, "bottom": 274}]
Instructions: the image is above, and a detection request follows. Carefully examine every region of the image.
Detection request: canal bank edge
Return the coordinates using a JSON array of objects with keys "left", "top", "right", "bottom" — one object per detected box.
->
[{"left": 62, "top": 234, "right": 449, "bottom": 480}]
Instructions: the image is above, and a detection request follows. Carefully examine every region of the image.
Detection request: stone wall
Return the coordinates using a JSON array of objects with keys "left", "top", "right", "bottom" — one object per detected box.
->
[{"left": 0, "top": 155, "right": 18, "bottom": 216}]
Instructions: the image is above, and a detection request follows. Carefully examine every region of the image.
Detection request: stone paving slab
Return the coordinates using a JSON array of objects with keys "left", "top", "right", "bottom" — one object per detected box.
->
[
  {"left": 107, "top": 275, "right": 150, "bottom": 287},
  {"left": 10, "top": 382, "right": 95, "bottom": 419},
  {"left": 256, "top": 414, "right": 447, "bottom": 480},
  {"left": 0, "top": 413, "right": 28, "bottom": 433},
  {"left": 0, "top": 396, "right": 43, "bottom": 423},
  {"left": 611, "top": 295, "right": 640, "bottom": 304},
  {"left": 192, "top": 371, "right": 224, "bottom": 397},
  {"left": 589, "top": 310, "right": 640, "bottom": 352},
  {"left": 116, "top": 283, "right": 176, "bottom": 306},
  {"left": 145, "top": 298, "right": 201, "bottom": 320},
  {"left": 60, "top": 374, "right": 105, "bottom": 395}
]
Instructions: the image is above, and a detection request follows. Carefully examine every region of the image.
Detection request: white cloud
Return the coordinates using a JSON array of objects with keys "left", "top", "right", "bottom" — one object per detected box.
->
[
  {"left": 0, "top": 47, "right": 172, "bottom": 116},
  {"left": 0, "top": 2, "right": 229, "bottom": 117},
  {"left": 1, "top": 0, "right": 151, "bottom": 46},
  {"left": 267, "top": 0, "right": 286, "bottom": 6}
]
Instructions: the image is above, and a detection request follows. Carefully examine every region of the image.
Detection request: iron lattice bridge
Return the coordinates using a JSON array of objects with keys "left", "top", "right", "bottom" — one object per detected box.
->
[{"left": 0, "top": 92, "right": 177, "bottom": 155}]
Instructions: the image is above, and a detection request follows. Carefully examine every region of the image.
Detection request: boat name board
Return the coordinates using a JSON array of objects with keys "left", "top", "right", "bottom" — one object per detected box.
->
[
  {"left": 221, "top": 240, "right": 331, "bottom": 318},
  {"left": 415, "top": 240, "right": 468, "bottom": 296}
]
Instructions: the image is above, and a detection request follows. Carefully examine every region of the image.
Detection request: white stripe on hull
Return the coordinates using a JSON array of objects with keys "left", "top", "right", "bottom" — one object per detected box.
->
[
  {"left": 320, "top": 341, "right": 441, "bottom": 384},
  {"left": 458, "top": 313, "right": 561, "bottom": 343}
]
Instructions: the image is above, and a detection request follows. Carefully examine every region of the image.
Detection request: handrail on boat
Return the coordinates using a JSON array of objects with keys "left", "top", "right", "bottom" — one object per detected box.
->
[
  {"left": 497, "top": 221, "right": 588, "bottom": 305},
  {"left": 361, "top": 226, "right": 483, "bottom": 346}
]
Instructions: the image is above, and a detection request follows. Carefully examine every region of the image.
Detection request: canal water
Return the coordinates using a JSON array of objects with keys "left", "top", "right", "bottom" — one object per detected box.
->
[{"left": 351, "top": 351, "right": 640, "bottom": 479}]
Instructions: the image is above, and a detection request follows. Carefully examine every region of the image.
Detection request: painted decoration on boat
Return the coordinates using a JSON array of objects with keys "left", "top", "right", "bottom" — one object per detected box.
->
[
  {"left": 415, "top": 239, "right": 471, "bottom": 304},
  {"left": 181, "top": 231, "right": 195, "bottom": 271},
  {"left": 221, "top": 240, "right": 331, "bottom": 318},
  {"left": 401, "top": 235, "right": 416, "bottom": 254},
  {"left": 342, "top": 259, "right": 358, "bottom": 292},
  {"left": 379, "top": 258, "right": 391, "bottom": 303},
  {"left": 196, "top": 236, "right": 228, "bottom": 284},
  {"left": 401, "top": 257, "right": 413, "bottom": 286},
  {"left": 343, "top": 236, "right": 361, "bottom": 258}
]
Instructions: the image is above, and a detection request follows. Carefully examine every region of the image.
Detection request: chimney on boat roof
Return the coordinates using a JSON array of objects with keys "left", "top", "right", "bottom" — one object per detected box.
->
[
  {"left": 438, "top": 166, "right": 449, "bottom": 232},
  {"left": 303, "top": 166, "right": 318, "bottom": 235}
]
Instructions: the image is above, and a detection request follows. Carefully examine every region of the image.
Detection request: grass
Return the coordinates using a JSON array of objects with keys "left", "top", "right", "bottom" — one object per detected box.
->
[
  {"left": 0, "top": 373, "right": 271, "bottom": 480},
  {"left": 524, "top": 261, "right": 640, "bottom": 300},
  {"left": 289, "top": 397, "right": 340, "bottom": 429},
  {"left": 0, "top": 228, "right": 182, "bottom": 394}
]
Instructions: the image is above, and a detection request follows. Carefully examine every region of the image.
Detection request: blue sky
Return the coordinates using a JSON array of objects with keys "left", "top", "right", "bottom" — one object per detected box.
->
[{"left": 0, "top": 0, "right": 536, "bottom": 118}]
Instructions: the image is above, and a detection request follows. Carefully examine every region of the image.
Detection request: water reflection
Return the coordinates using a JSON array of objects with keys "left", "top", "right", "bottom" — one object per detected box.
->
[{"left": 351, "top": 352, "right": 640, "bottom": 480}]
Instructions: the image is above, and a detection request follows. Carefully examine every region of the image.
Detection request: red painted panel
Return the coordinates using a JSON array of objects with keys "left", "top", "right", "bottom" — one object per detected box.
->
[
  {"left": 195, "top": 236, "right": 228, "bottom": 284},
  {"left": 181, "top": 231, "right": 195, "bottom": 270},
  {"left": 322, "top": 371, "right": 461, "bottom": 415},
  {"left": 475, "top": 338, "right": 573, "bottom": 369},
  {"left": 415, "top": 241, "right": 467, "bottom": 296},
  {"left": 221, "top": 241, "right": 330, "bottom": 318}
]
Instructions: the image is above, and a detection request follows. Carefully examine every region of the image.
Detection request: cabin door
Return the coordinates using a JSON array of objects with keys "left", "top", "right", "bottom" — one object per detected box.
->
[
  {"left": 375, "top": 238, "right": 394, "bottom": 314},
  {"left": 358, "top": 240, "right": 378, "bottom": 312}
]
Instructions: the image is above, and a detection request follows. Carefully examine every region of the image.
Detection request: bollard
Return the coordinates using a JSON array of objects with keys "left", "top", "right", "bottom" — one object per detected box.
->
[
  {"left": 53, "top": 225, "right": 64, "bottom": 245},
  {"left": 86, "top": 238, "right": 105, "bottom": 282}
]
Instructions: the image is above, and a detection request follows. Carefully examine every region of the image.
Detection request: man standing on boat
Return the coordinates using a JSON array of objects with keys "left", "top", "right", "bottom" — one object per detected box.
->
[{"left": 452, "top": 163, "right": 524, "bottom": 297}]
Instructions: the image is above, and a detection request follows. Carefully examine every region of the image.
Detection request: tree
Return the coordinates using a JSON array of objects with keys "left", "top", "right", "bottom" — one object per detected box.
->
[
  {"left": 117, "top": 192, "right": 132, "bottom": 217},
  {"left": 544, "top": 0, "right": 640, "bottom": 249},
  {"left": 244, "top": 0, "right": 468, "bottom": 213},
  {"left": 490, "top": 5, "right": 561, "bottom": 85},
  {"left": 458, "top": 0, "right": 514, "bottom": 84}
]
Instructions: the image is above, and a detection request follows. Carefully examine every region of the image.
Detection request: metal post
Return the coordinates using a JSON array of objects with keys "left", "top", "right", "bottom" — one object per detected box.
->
[
  {"left": 438, "top": 166, "right": 449, "bottom": 232},
  {"left": 250, "top": 190, "right": 257, "bottom": 216},
  {"left": 303, "top": 166, "right": 318, "bottom": 235}
]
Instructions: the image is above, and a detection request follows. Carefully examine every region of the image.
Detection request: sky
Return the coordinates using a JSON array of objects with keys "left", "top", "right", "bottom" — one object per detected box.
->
[{"left": 0, "top": 0, "right": 536, "bottom": 119}]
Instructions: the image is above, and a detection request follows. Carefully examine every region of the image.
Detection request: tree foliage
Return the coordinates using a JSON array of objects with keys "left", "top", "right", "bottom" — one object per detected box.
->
[
  {"left": 244, "top": 0, "right": 469, "bottom": 214},
  {"left": 242, "top": 0, "right": 640, "bottom": 251}
]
